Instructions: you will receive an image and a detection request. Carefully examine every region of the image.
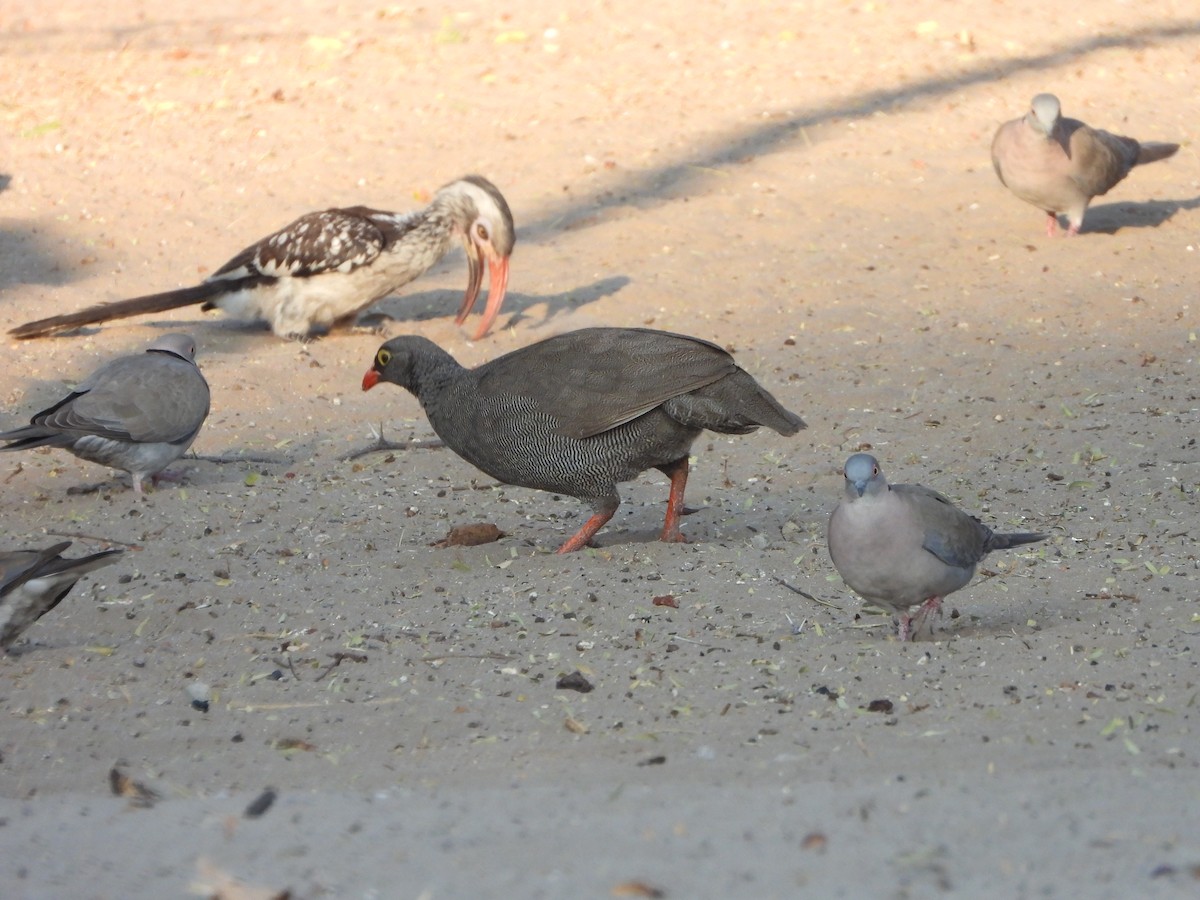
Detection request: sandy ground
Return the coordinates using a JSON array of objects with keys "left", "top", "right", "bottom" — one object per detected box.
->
[{"left": 1, "top": 1, "right": 1199, "bottom": 897}]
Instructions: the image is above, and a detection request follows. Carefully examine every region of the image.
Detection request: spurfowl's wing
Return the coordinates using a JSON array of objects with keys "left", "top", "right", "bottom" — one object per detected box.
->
[{"left": 476, "top": 328, "right": 738, "bottom": 439}]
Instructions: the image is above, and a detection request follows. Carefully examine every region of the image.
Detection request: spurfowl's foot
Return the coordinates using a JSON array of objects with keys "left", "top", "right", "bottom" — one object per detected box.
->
[
  {"left": 556, "top": 535, "right": 595, "bottom": 554},
  {"left": 658, "top": 528, "right": 688, "bottom": 544}
]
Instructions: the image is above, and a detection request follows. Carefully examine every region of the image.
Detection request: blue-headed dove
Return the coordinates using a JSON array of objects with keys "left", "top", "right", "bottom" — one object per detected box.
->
[{"left": 828, "top": 453, "right": 1048, "bottom": 640}]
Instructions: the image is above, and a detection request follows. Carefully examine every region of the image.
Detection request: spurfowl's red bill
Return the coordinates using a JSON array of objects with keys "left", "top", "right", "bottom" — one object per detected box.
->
[
  {"left": 11, "top": 175, "right": 514, "bottom": 341},
  {"left": 363, "top": 327, "right": 805, "bottom": 553}
]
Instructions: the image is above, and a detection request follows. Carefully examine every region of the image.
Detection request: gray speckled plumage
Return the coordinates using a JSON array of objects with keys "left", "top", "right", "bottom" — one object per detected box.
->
[
  {"left": 827, "top": 453, "right": 1047, "bottom": 640},
  {"left": 10, "top": 175, "right": 515, "bottom": 341},
  {"left": 992, "top": 93, "right": 1179, "bottom": 235},
  {"left": 0, "top": 333, "right": 209, "bottom": 493},
  {"left": 0, "top": 541, "right": 123, "bottom": 650},
  {"left": 364, "top": 327, "right": 806, "bottom": 552}
]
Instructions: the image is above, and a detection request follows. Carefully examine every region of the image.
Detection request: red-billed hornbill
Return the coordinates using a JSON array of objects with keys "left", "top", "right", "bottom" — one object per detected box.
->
[{"left": 11, "top": 175, "right": 514, "bottom": 341}]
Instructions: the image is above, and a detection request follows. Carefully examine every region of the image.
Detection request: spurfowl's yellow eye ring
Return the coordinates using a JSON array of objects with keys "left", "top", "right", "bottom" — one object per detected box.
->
[{"left": 376, "top": 348, "right": 391, "bottom": 367}]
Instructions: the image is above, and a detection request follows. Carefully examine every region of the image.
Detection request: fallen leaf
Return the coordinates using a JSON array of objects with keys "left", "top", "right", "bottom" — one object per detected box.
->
[
  {"left": 109, "top": 766, "right": 160, "bottom": 808},
  {"left": 433, "top": 523, "right": 505, "bottom": 547},
  {"left": 612, "top": 882, "right": 665, "bottom": 898},
  {"left": 272, "top": 738, "right": 316, "bottom": 753},
  {"left": 801, "top": 831, "right": 828, "bottom": 851}
]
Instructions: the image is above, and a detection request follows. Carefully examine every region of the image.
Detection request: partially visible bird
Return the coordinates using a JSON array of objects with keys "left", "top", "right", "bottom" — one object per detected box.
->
[
  {"left": 0, "top": 333, "right": 210, "bottom": 493},
  {"left": 0, "top": 541, "right": 124, "bottom": 650},
  {"left": 991, "top": 93, "right": 1179, "bottom": 235},
  {"left": 362, "top": 327, "right": 806, "bottom": 552},
  {"left": 10, "top": 175, "right": 515, "bottom": 341},
  {"left": 827, "top": 453, "right": 1048, "bottom": 640}
]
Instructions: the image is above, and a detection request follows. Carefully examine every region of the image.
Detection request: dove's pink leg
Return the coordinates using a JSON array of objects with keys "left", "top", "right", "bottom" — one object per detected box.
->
[{"left": 1044, "top": 212, "right": 1059, "bottom": 237}]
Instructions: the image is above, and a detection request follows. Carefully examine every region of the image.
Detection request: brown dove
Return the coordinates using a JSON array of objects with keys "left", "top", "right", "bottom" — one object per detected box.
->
[
  {"left": 0, "top": 542, "right": 123, "bottom": 650},
  {"left": 991, "top": 93, "right": 1179, "bottom": 235},
  {"left": 827, "top": 453, "right": 1048, "bottom": 640},
  {"left": 0, "top": 333, "right": 210, "bottom": 493}
]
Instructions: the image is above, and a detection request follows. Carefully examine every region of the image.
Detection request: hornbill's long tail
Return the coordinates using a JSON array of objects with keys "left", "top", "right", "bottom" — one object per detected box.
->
[{"left": 10, "top": 282, "right": 233, "bottom": 340}]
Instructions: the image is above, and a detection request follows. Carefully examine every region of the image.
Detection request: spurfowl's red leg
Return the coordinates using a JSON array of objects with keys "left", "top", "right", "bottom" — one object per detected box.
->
[
  {"left": 656, "top": 456, "right": 691, "bottom": 544},
  {"left": 557, "top": 510, "right": 617, "bottom": 553}
]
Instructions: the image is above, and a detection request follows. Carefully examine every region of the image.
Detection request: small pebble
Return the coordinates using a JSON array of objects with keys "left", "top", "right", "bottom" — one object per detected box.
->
[{"left": 187, "top": 682, "right": 211, "bottom": 712}]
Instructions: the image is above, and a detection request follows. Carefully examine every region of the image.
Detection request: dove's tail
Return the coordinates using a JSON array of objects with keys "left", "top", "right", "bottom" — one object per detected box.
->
[
  {"left": 1136, "top": 141, "right": 1179, "bottom": 166},
  {"left": 986, "top": 531, "right": 1049, "bottom": 553},
  {"left": 9, "top": 282, "right": 228, "bottom": 340},
  {"left": 34, "top": 545, "right": 126, "bottom": 582}
]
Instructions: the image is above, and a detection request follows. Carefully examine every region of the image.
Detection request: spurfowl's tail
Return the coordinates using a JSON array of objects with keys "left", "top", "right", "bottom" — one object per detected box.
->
[{"left": 10, "top": 283, "right": 225, "bottom": 339}]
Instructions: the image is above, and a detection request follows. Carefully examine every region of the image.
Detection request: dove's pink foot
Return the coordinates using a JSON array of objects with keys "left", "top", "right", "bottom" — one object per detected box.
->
[
  {"left": 137, "top": 468, "right": 185, "bottom": 494},
  {"left": 899, "top": 596, "right": 944, "bottom": 641}
]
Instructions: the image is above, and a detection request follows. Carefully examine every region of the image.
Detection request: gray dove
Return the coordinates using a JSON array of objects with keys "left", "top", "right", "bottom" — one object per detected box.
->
[
  {"left": 827, "top": 453, "right": 1048, "bottom": 640},
  {"left": 0, "top": 333, "right": 210, "bottom": 493},
  {"left": 0, "top": 541, "right": 123, "bottom": 650},
  {"left": 991, "top": 93, "right": 1179, "bottom": 235}
]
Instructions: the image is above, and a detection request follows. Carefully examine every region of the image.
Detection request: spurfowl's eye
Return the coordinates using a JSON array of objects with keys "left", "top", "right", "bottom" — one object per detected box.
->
[{"left": 377, "top": 348, "right": 391, "bottom": 366}]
